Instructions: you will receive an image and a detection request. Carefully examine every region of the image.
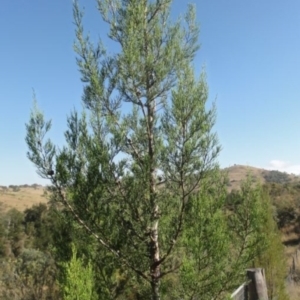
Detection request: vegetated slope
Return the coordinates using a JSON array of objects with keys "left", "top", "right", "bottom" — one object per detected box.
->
[
  {"left": 225, "top": 165, "right": 300, "bottom": 235},
  {"left": 225, "top": 165, "right": 266, "bottom": 191},
  {"left": 1, "top": 166, "right": 300, "bottom": 237},
  {"left": 225, "top": 165, "right": 300, "bottom": 241},
  {"left": 225, "top": 165, "right": 300, "bottom": 299},
  {"left": 264, "top": 181, "right": 300, "bottom": 299},
  {"left": 0, "top": 165, "right": 299, "bottom": 212},
  {"left": 225, "top": 164, "right": 300, "bottom": 191},
  {"left": 1, "top": 167, "right": 300, "bottom": 298},
  {"left": 0, "top": 185, "right": 47, "bottom": 212}
]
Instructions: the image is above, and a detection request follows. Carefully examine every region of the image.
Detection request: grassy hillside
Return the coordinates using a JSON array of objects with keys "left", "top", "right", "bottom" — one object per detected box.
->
[
  {"left": 1, "top": 165, "right": 299, "bottom": 212},
  {"left": 225, "top": 164, "right": 300, "bottom": 191},
  {"left": 0, "top": 185, "right": 47, "bottom": 212}
]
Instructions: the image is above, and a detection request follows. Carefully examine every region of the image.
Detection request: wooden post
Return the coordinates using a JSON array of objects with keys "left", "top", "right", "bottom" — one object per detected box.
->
[{"left": 246, "top": 268, "right": 268, "bottom": 300}]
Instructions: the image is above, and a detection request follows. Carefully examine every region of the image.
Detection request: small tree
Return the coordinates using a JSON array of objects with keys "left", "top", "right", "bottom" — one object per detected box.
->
[
  {"left": 61, "top": 244, "right": 94, "bottom": 300},
  {"left": 224, "top": 178, "right": 271, "bottom": 294},
  {"left": 254, "top": 189, "right": 289, "bottom": 300},
  {"left": 173, "top": 173, "right": 231, "bottom": 300},
  {"left": 166, "top": 175, "right": 271, "bottom": 300}
]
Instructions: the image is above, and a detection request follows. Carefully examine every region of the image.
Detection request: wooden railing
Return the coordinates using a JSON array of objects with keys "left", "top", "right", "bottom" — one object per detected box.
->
[{"left": 231, "top": 268, "right": 268, "bottom": 300}]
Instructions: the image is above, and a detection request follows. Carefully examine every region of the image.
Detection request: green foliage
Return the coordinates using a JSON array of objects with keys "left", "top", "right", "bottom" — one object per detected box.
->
[
  {"left": 224, "top": 178, "right": 271, "bottom": 293},
  {"left": 263, "top": 170, "right": 291, "bottom": 184},
  {"left": 172, "top": 173, "right": 230, "bottom": 299},
  {"left": 0, "top": 208, "right": 26, "bottom": 257},
  {"left": 24, "top": 203, "right": 52, "bottom": 250},
  {"left": 25, "top": 97, "right": 56, "bottom": 179},
  {"left": 0, "top": 205, "right": 62, "bottom": 299},
  {"left": 61, "top": 244, "right": 94, "bottom": 300},
  {"left": 254, "top": 191, "right": 289, "bottom": 300},
  {"left": 264, "top": 181, "right": 300, "bottom": 228},
  {"left": 0, "top": 249, "right": 58, "bottom": 300}
]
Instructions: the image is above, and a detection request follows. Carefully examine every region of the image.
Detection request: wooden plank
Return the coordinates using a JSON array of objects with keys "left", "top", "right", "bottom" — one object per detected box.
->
[
  {"left": 231, "top": 282, "right": 246, "bottom": 300},
  {"left": 246, "top": 268, "right": 268, "bottom": 300}
]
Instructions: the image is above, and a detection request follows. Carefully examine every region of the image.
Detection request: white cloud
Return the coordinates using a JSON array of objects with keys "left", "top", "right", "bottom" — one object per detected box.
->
[
  {"left": 265, "top": 160, "right": 300, "bottom": 175},
  {"left": 268, "top": 160, "right": 290, "bottom": 169}
]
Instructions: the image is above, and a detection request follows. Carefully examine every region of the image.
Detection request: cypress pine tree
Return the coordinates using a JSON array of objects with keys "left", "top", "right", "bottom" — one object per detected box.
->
[
  {"left": 26, "top": 1, "right": 220, "bottom": 298},
  {"left": 24, "top": 1, "right": 271, "bottom": 299}
]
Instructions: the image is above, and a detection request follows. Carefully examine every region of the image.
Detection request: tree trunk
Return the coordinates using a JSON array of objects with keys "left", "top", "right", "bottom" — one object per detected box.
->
[
  {"left": 151, "top": 278, "right": 160, "bottom": 300},
  {"left": 148, "top": 74, "right": 160, "bottom": 299},
  {"left": 150, "top": 214, "right": 160, "bottom": 300}
]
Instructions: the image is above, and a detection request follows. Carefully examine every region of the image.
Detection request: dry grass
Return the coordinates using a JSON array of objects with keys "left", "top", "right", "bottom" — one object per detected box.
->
[
  {"left": 224, "top": 164, "right": 266, "bottom": 191},
  {"left": 285, "top": 245, "right": 300, "bottom": 300},
  {"left": 287, "top": 285, "right": 300, "bottom": 300},
  {"left": 281, "top": 224, "right": 300, "bottom": 299},
  {"left": 0, "top": 186, "right": 47, "bottom": 212}
]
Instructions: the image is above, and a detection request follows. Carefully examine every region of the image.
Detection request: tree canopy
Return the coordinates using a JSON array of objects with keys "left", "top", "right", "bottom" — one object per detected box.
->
[{"left": 24, "top": 1, "right": 283, "bottom": 299}]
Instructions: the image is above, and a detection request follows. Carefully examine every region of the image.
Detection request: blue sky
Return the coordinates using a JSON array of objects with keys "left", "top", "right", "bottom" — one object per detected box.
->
[{"left": 1, "top": 0, "right": 300, "bottom": 185}]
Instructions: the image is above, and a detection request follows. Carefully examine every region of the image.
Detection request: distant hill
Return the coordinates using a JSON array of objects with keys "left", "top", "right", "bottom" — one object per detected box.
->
[
  {"left": 0, "top": 185, "right": 47, "bottom": 212},
  {"left": 224, "top": 164, "right": 300, "bottom": 191},
  {"left": 1, "top": 165, "right": 299, "bottom": 212}
]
